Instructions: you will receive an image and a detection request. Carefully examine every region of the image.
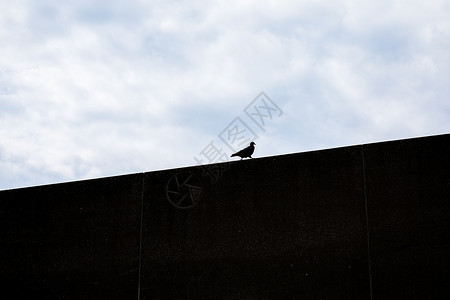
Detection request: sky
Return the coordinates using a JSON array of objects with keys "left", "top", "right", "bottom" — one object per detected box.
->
[{"left": 1, "top": 0, "right": 449, "bottom": 190}]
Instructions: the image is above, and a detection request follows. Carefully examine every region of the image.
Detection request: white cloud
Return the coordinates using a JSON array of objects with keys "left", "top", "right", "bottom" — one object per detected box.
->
[{"left": 1, "top": 0, "right": 449, "bottom": 189}]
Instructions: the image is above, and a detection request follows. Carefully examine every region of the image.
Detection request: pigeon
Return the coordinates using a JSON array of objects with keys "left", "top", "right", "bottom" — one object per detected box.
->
[{"left": 231, "top": 142, "right": 256, "bottom": 160}]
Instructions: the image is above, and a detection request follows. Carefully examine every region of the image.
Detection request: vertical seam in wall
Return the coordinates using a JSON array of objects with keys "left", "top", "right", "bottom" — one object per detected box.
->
[
  {"left": 137, "top": 173, "right": 145, "bottom": 300},
  {"left": 361, "top": 145, "right": 373, "bottom": 300}
]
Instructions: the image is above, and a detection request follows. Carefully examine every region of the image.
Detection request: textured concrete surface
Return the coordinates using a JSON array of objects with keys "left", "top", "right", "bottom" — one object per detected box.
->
[
  {"left": 0, "top": 174, "right": 142, "bottom": 299},
  {"left": 364, "top": 135, "right": 450, "bottom": 299},
  {"left": 0, "top": 134, "right": 448, "bottom": 299}
]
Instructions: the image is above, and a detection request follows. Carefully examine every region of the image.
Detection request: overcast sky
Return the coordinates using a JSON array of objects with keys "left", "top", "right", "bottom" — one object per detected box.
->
[{"left": 1, "top": 0, "right": 449, "bottom": 190}]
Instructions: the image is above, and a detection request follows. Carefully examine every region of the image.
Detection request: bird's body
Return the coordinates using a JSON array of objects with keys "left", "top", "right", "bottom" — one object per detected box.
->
[{"left": 231, "top": 142, "right": 256, "bottom": 160}]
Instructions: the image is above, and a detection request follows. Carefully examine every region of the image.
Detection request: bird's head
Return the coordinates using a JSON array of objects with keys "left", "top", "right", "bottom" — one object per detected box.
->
[{"left": 250, "top": 142, "right": 256, "bottom": 146}]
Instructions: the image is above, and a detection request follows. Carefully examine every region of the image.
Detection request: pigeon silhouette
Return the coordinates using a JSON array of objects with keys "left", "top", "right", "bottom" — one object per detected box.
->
[{"left": 231, "top": 142, "right": 256, "bottom": 160}]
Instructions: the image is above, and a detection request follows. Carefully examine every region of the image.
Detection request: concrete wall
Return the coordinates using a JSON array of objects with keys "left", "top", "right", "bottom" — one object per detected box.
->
[{"left": 0, "top": 134, "right": 449, "bottom": 299}]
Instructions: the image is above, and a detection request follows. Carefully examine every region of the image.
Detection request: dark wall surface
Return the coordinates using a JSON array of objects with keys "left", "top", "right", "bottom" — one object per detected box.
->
[
  {"left": 0, "top": 134, "right": 449, "bottom": 299},
  {"left": 0, "top": 174, "right": 142, "bottom": 299},
  {"left": 141, "top": 145, "right": 369, "bottom": 299},
  {"left": 364, "top": 136, "right": 450, "bottom": 299}
]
